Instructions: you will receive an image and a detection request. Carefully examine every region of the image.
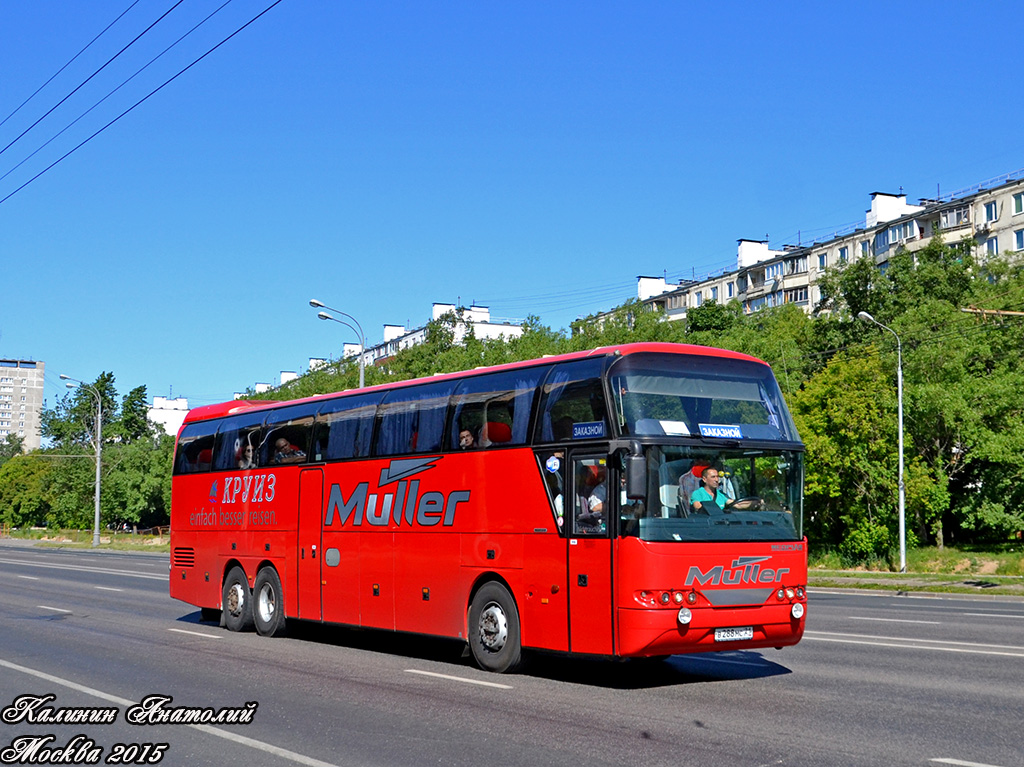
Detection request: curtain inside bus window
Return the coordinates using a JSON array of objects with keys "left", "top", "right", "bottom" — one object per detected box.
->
[
  {"left": 448, "top": 367, "right": 548, "bottom": 450},
  {"left": 174, "top": 422, "right": 217, "bottom": 475},
  {"left": 375, "top": 381, "right": 456, "bottom": 456},
  {"left": 213, "top": 411, "right": 268, "bottom": 472},
  {"left": 314, "top": 392, "right": 383, "bottom": 461},
  {"left": 535, "top": 358, "right": 608, "bottom": 443}
]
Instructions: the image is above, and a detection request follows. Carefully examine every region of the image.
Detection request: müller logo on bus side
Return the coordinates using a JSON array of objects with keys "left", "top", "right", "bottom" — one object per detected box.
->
[
  {"left": 325, "top": 457, "right": 470, "bottom": 528},
  {"left": 684, "top": 556, "right": 790, "bottom": 586}
]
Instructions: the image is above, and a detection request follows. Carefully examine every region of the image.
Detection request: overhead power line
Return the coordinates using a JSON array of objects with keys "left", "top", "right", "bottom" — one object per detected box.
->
[
  {"left": 0, "top": 0, "right": 142, "bottom": 131},
  {"left": 0, "top": 0, "right": 187, "bottom": 160},
  {"left": 0, "top": 0, "right": 284, "bottom": 207}
]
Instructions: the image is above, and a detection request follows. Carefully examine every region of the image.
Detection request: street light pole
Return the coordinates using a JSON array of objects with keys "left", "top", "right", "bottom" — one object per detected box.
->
[
  {"left": 59, "top": 374, "right": 102, "bottom": 548},
  {"left": 857, "top": 311, "right": 906, "bottom": 573},
  {"left": 309, "top": 299, "right": 366, "bottom": 388}
]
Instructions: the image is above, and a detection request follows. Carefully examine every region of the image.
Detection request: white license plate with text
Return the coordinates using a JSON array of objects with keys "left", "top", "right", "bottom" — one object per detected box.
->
[{"left": 714, "top": 626, "right": 754, "bottom": 642}]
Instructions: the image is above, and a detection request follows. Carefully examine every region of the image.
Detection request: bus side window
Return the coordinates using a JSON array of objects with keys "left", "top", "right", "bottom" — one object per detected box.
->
[
  {"left": 572, "top": 457, "right": 608, "bottom": 536},
  {"left": 448, "top": 367, "right": 547, "bottom": 451},
  {"left": 262, "top": 403, "right": 317, "bottom": 467},
  {"left": 213, "top": 413, "right": 267, "bottom": 473},
  {"left": 314, "top": 393, "right": 383, "bottom": 461},
  {"left": 375, "top": 381, "right": 455, "bottom": 456},
  {"left": 535, "top": 358, "right": 608, "bottom": 443},
  {"left": 174, "top": 423, "right": 216, "bottom": 475},
  {"left": 537, "top": 451, "right": 565, "bottom": 533}
]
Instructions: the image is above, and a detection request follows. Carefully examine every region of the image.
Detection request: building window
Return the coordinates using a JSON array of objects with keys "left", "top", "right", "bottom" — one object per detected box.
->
[
  {"left": 694, "top": 291, "right": 703, "bottom": 307},
  {"left": 786, "top": 256, "right": 808, "bottom": 274},
  {"left": 727, "top": 282, "right": 734, "bottom": 298},
  {"left": 784, "top": 287, "right": 808, "bottom": 304},
  {"left": 818, "top": 253, "right": 827, "bottom": 270},
  {"left": 1014, "top": 193, "right": 1024, "bottom": 215},
  {"left": 985, "top": 237, "right": 999, "bottom": 255},
  {"left": 940, "top": 205, "right": 971, "bottom": 229},
  {"left": 859, "top": 240, "right": 869, "bottom": 258},
  {"left": 710, "top": 286, "right": 718, "bottom": 301},
  {"left": 985, "top": 201, "right": 998, "bottom": 222},
  {"left": 1015, "top": 229, "right": 1024, "bottom": 251}
]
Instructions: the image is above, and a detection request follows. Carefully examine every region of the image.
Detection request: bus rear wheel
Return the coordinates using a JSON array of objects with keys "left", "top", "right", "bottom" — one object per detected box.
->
[
  {"left": 222, "top": 566, "right": 254, "bottom": 632},
  {"left": 468, "top": 582, "right": 522, "bottom": 673},
  {"left": 253, "top": 567, "right": 287, "bottom": 637}
]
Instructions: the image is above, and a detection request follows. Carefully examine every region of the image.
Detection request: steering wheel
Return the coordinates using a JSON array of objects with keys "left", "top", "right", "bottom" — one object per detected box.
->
[{"left": 731, "top": 496, "right": 764, "bottom": 511}]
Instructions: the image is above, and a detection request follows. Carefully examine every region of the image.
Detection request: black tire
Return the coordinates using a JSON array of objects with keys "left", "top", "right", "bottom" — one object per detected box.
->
[
  {"left": 222, "top": 566, "right": 254, "bottom": 632},
  {"left": 468, "top": 582, "right": 522, "bottom": 673},
  {"left": 253, "top": 567, "right": 287, "bottom": 637}
]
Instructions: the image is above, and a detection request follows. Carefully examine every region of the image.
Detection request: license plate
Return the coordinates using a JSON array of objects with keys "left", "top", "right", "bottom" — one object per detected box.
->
[{"left": 714, "top": 626, "right": 754, "bottom": 642}]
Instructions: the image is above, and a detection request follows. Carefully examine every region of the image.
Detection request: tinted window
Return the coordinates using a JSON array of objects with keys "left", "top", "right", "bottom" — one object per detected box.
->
[
  {"left": 534, "top": 358, "right": 608, "bottom": 443},
  {"left": 375, "top": 382, "right": 456, "bottom": 456},
  {"left": 174, "top": 421, "right": 217, "bottom": 475},
  {"left": 313, "top": 392, "right": 383, "bottom": 461},
  {"left": 213, "top": 411, "right": 268, "bottom": 472},
  {"left": 262, "top": 403, "right": 317, "bottom": 467},
  {"left": 449, "top": 367, "right": 547, "bottom": 450}
]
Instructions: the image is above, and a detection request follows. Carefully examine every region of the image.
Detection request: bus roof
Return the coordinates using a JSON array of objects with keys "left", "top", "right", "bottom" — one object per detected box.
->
[{"left": 182, "top": 342, "right": 767, "bottom": 426}]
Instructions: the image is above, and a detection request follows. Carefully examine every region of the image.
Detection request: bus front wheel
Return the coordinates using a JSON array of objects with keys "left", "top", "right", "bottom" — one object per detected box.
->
[
  {"left": 222, "top": 566, "right": 254, "bottom": 632},
  {"left": 253, "top": 567, "right": 287, "bottom": 637},
  {"left": 468, "top": 582, "right": 522, "bottom": 673}
]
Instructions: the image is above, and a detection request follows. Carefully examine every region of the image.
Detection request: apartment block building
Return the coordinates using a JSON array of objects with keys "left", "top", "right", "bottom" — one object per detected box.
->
[
  {"left": 0, "top": 358, "right": 45, "bottom": 451},
  {"left": 630, "top": 170, "right": 1024, "bottom": 321}
]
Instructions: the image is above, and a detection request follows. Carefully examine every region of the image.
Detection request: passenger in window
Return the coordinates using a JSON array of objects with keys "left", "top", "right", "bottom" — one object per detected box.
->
[
  {"left": 576, "top": 464, "right": 607, "bottom": 532},
  {"left": 272, "top": 438, "right": 306, "bottom": 464},
  {"left": 237, "top": 443, "right": 257, "bottom": 470},
  {"left": 459, "top": 428, "right": 476, "bottom": 449}
]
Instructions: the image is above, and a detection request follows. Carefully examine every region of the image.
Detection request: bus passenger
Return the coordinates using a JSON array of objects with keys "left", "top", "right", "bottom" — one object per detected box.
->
[
  {"left": 272, "top": 438, "right": 306, "bottom": 464},
  {"left": 459, "top": 429, "right": 475, "bottom": 449},
  {"left": 237, "top": 443, "right": 257, "bottom": 470}
]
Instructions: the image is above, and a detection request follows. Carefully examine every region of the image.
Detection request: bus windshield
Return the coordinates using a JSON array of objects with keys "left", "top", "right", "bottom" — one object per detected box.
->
[
  {"left": 608, "top": 352, "right": 799, "bottom": 442},
  {"left": 621, "top": 445, "right": 803, "bottom": 543}
]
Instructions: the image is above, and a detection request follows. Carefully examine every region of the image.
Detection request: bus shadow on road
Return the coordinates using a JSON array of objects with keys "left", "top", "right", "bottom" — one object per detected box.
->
[
  {"left": 177, "top": 612, "right": 792, "bottom": 689},
  {"left": 521, "top": 651, "right": 792, "bottom": 689}
]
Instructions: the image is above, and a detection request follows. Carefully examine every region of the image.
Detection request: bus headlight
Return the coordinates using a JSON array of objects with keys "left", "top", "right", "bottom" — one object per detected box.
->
[
  {"left": 677, "top": 607, "right": 692, "bottom": 625},
  {"left": 791, "top": 602, "right": 805, "bottom": 620}
]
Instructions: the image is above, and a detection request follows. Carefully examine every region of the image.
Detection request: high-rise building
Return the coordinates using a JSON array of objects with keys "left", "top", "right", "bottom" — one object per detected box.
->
[{"left": 0, "top": 359, "right": 45, "bottom": 451}]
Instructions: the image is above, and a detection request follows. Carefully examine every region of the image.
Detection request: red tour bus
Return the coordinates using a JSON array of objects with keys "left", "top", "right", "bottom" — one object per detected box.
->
[{"left": 169, "top": 342, "right": 807, "bottom": 672}]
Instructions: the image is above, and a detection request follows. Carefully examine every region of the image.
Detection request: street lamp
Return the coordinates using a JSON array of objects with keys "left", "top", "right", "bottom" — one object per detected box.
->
[
  {"left": 59, "top": 374, "right": 102, "bottom": 548},
  {"left": 857, "top": 311, "right": 906, "bottom": 573},
  {"left": 309, "top": 299, "right": 366, "bottom": 388}
]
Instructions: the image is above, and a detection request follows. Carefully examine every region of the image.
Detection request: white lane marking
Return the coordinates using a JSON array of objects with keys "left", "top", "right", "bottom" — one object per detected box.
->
[
  {"left": 965, "top": 612, "right": 1024, "bottom": 619},
  {"left": 0, "top": 555, "right": 167, "bottom": 581},
  {"left": 38, "top": 605, "right": 71, "bottom": 614},
  {"left": 804, "top": 631, "right": 1024, "bottom": 658},
  {"left": 405, "top": 669, "right": 513, "bottom": 689},
  {"left": 167, "top": 628, "right": 222, "bottom": 640},
  {"left": 931, "top": 758, "right": 1008, "bottom": 767},
  {"left": 17, "top": 575, "right": 39, "bottom": 580},
  {"left": 95, "top": 586, "right": 123, "bottom": 592},
  {"left": 848, "top": 617, "right": 942, "bottom": 625},
  {"left": 0, "top": 657, "right": 341, "bottom": 767}
]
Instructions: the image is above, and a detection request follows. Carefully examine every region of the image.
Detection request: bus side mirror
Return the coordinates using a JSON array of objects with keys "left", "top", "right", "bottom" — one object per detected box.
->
[{"left": 624, "top": 454, "right": 646, "bottom": 500}]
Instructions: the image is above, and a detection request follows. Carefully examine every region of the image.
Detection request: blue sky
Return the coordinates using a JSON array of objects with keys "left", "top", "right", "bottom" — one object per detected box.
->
[{"left": 1, "top": 0, "right": 1021, "bottom": 409}]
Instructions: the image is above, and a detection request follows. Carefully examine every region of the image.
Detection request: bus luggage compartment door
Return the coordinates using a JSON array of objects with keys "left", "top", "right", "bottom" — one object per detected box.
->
[{"left": 298, "top": 468, "right": 324, "bottom": 621}]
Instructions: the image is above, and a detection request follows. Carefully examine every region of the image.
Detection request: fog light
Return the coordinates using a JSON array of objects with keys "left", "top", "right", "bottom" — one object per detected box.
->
[
  {"left": 777, "top": 588, "right": 786, "bottom": 600},
  {"left": 659, "top": 592, "right": 671, "bottom": 605},
  {"left": 677, "top": 607, "right": 692, "bottom": 625},
  {"left": 785, "top": 588, "right": 795, "bottom": 599},
  {"left": 673, "top": 591, "right": 684, "bottom": 604},
  {"left": 686, "top": 591, "right": 697, "bottom": 605},
  {"left": 795, "top": 587, "right": 805, "bottom": 599},
  {"left": 791, "top": 602, "right": 805, "bottom": 620}
]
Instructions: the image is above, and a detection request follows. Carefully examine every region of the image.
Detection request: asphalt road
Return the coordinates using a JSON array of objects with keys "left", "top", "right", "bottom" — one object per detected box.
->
[{"left": 0, "top": 542, "right": 1021, "bottom": 767}]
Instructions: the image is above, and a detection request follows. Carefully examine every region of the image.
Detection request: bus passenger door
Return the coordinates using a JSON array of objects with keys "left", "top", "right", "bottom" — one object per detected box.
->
[
  {"left": 298, "top": 468, "right": 324, "bottom": 621},
  {"left": 567, "top": 455, "right": 614, "bottom": 656}
]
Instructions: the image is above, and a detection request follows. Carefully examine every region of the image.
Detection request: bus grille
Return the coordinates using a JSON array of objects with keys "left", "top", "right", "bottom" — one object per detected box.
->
[{"left": 172, "top": 548, "right": 195, "bottom": 568}]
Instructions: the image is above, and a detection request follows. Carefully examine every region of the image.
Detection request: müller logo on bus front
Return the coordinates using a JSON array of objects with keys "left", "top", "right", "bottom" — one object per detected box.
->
[{"left": 325, "top": 457, "right": 471, "bottom": 528}]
